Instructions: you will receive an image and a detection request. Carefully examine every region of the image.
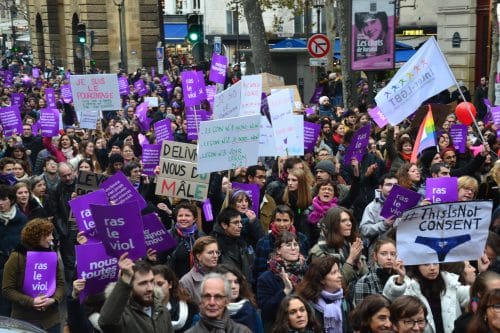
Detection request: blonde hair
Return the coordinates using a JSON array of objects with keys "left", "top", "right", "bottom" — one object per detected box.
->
[{"left": 458, "top": 176, "right": 479, "bottom": 196}]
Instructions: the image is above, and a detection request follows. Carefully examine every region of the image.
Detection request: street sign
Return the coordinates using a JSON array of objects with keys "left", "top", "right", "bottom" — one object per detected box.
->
[
  {"left": 309, "top": 58, "right": 327, "bottom": 67},
  {"left": 214, "top": 36, "right": 221, "bottom": 54},
  {"left": 156, "top": 47, "right": 164, "bottom": 61},
  {"left": 307, "top": 34, "right": 331, "bottom": 58}
]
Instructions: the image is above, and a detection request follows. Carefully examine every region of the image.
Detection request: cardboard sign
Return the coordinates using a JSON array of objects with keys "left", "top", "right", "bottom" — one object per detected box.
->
[
  {"left": 380, "top": 185, "right": 421, "bottom": 219},
  {"left": 70, "top": 74, "right": 121, "bottom": 112},
  {"left": 160, "top": 140, "right": 198, "bottom": 162},
  {"left": 78, "top": 110, "right": 99, "bottom": 130},
  {"left": 268, "top": 89, "right": 296, "bottom": 155},
  {"left": 158, "top": 159, "right": 210, "bottom": 184},
  {"left": 258, "top": 116, "right": 278, "bottom": 157},
  {"left": 75, "top": 171, "right": 108, "bottom": 196}
]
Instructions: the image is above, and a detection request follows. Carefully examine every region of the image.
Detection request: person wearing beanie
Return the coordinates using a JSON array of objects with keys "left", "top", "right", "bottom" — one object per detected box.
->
[
  {"left": 105, "top": 154, "right": 124, "bottom": 176},
  {"left": 318, "top": 96, "right": 334, "bottom": 118},
  {"left": 314, "top": 160, "right": 336, "bottom": 182}
]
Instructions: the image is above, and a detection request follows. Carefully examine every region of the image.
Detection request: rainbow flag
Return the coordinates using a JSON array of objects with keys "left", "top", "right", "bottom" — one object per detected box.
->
[{"left": 410, "top": 105, "right": 437, "bottom": 163}]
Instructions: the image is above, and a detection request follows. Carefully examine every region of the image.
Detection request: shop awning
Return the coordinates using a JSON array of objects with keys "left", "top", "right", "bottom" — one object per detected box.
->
[{"left": 164, "top": 23, "right": 187, "bottom": 43}]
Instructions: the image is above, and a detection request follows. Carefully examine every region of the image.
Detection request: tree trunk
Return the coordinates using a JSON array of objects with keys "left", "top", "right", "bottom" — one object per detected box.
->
[
  {"left": 336, "top": 0, "right": 357, "bottom": 108},
  {"left": 325, "top": 0, "right": 337, "bottom": 72},
  {"left": 240, "top": 0, "right": 273, "bottom": 73},
  {"left": 489, "top": 0, "right": 499, "bottom": 104}
]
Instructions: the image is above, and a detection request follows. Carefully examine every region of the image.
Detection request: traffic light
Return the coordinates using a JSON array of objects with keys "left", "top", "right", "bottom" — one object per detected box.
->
[
  {"left": 187, "top": 14, "right": 203, "bottom": 44},
  {"left": 77, "top": 23, "right": 86, "bottom": 44}
]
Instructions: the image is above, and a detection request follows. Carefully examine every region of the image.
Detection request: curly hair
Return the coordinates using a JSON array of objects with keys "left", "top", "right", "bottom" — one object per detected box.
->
[
  {"left": 21, "top": 218, "right": 54, "bottom": 249},
  {"left": 296, "top": 256, "right": 345, "bottom": 302}
]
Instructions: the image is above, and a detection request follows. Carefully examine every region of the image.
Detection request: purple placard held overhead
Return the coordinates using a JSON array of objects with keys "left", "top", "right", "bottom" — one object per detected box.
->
[
  {"left": 69, "top": 189, "right": 109, "bottom": 243},
  {"left": 490, "top": 106, "right": 500, "bottom": 126},
  {"left": 160, "top": 75, "right": 170, "bottom": 87},
  {"left": 32, "top": 67, "right": 40, "bottom": 78},
  {"left": 76, "top": 242, "right": 119, "bottom": 303},
  {"left": 45, "top": 88, "right": 57, "bottom": 108},
  {"left": 11, "top": 93, "right": 24, "bottom": 107},
  {"left": 154, "top": 118, "right": 174, "bottom": 143},
  {"left": 304, "top": 107, "right": 315, "bottom": 116},
  {"left": 368, "top": 106, "right": 388, "bottom": 128},
  {"left": 100, "top": 171, "right": 147, "bottom": 209},
  {"left": 22, "top": 251, "right": 57, "bottom": 298},
  {"left": 232, "top": 182, "right": 260, "bottom": 216},
  {"left": 134, "top": 79, "right": 148, "bottom": 97},
  {"left": 203, "top": 198, "right": 213, "bottom": 222},
  {"left": 135, "top": 102, "right": 151, "bottom": 132},
  {"left": 90, "top": 201, "right": 147, "bottom": 260},
  {"left": 181, "top": 70, "right": 200, "bottom": 107},
  {"left": 4, "top": 70, "right": 13, "bottom": 87},
  {"left": 118, "top": 76, "right": 130, "bottom": 96},
  {"left": 61, "top": 84, "right": 73, "bottom": 103},
  {"left": 380, "top": 184, "right": 421, "bottom": 219},
  {"left": 309, "top": 86, "right": 323, "bottom": 104},
  {"left": 196, "top": 71, "right": 207, "bottom": 101},
  {"left": 449, "top": 124, "right": 467, "bottom": 153},
  {"left": 209, "top": 54, "right": 228, "bottom": 84},
  {"left": 425, "top": 177, "right": 458, "bottom": 203},
  {"left": 65, "top": 70, "right": 71, "bottom": 79},
  {"left": 143, "top": 213, "right": 177, "bottom": 252},
  {"left": 22, "top": 75, "right": 32, "bottom": 87},
  {"left": 303, "top": 121, "right": 321, "bottom": 152},
  {"left": 186, "top": 108, "right": 209, "bottom": 140},
  {"left": 0, "top": 106, "right": 23, "bottom": 136},
  {"left": 40, "top": 108, "right": 60, "bottom": 137},
  {"left": 344, "top": 124, "right": 371, "bottom": 165},
  {"left": 142, "top": 143, "right": 161, "bottom": 176}
]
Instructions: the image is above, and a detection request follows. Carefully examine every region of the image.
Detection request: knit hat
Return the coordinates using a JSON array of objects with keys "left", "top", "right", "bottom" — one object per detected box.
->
[
  {"left": 314, "top": 160, "right": 336, "bottom": 178},
  {"left": 319, "top": 96, "right": 329, "bottom": 105},
  {"left": 440, "top": 146, "right": 456, "bottom": 158},
  {"left": 108, "top": 153, "right": 124, "bottom": 165}
]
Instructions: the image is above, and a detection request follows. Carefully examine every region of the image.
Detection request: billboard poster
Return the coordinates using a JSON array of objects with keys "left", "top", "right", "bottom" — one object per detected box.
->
[{"left": 351, "top": 0, "right": 395, "bottom": 71}]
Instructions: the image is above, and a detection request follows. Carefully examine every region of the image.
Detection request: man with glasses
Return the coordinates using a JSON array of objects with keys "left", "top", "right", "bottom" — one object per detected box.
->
[
  {"left": 186, "top": 273, "right": 251, "bottom": 333},
  {"left": 440, "top": 144, "right": 490, "bottom": 177},
  {"left": 246, "top": 165, "right": 276, "bottom": 232},
  {"left": 212, "top": 207, "right": 254, "bottom": 284}
]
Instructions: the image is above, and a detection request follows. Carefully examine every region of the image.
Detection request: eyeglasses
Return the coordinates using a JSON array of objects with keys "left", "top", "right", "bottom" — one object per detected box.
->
[
  {"left": 487, "top": 304, "right": 500, "bottom": 312},
  {"left": 229, "top": 220, "right": 243, "bottom": 226},
  {"left": 281, "top": 242, "right": 299, "bottom": 249},
  {"left": 201, "top": 294, "right": 226, "bottom": 302},
  {"left": 205, "top": 250, "right": 221, "bottom": 257},
  {"left": 401, "top": 319, "right": 427, "bottom": 328}
]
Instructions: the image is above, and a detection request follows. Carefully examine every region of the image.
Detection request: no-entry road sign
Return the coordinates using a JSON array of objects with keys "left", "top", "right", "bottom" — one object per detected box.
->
[{"left": 307, "top": 34, "right": 331, "bottom": 58}]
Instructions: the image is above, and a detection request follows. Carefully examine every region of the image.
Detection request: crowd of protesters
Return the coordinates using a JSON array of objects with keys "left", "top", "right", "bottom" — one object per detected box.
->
[{"left": 0, "top": 52, "right": 498, "bottom": 333}]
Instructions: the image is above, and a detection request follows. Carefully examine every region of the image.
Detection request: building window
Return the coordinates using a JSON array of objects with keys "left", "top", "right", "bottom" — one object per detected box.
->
[
  {"left": 175, "top": 0, "right": 184, "bottom": 14},
  {"left": 294, "top": 15, "right": 304, "bottom": 34},
  {"left": 226, "top": 10, "right": 237, "bottom": 34},
  {"left": 193, "top": 0, "right": 200, "bottom": 11},
  {"left": 321, "top": 10, "right": 326, "bottom": 32}
]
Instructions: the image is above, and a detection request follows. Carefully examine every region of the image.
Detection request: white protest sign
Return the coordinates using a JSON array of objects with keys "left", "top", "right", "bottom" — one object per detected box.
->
[
  {"left": 396, "top": 200, "right": 492, "bottom": 265},
  {"left": 70, "top": 74, "right": 121, "bottom": 112},
  {"left": 240, "top": 75, "right": 263, "bottom": 116},
  {"left": 79, "top": 110, "right": 99, "bottom": 129},
  {"left": 144, "top": 96, "right": 159, "bottom": 108},
  {"left": 213, "top": 80, "right": 242, "bottom": 119},
  {"left": 291, "top": 115, "right": 305, "bottom": 156},
  {"left": 258, "top": 116, "right": 278, "bottom": 157},
  {"left": 268, "top": 89, "right": 296, "bottom": 155},
  {"left": 197, "top": 114, "right": 260, "bottom": 173}
]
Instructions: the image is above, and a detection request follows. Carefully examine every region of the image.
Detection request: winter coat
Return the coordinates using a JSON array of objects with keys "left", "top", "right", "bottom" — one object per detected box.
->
[
  {"left": 179, "top": 267, "right": 205, "bottom": 305},
  {"left": 0, "top": 207, "right": 28, "bottom": 271},
  {"left": 256, "top": 271, "right": 286, "bottom": 328},
  {"left": 162, "top": 228, "right": 205, "bottom": 279},
  {"left": 185, "top": 312, "right": 252, "bottom": 333},
  {"left": 227, "top": 299, "right": 264, "bottom": 333}
]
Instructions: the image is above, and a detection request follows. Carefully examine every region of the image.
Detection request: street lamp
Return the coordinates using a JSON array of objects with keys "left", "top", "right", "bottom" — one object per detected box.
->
[
  {"left": 312, "top": 0, "right": 325, "bottom": 34},
  {"left": 113, "top": 0, "right": 127, "bottom": 72}
]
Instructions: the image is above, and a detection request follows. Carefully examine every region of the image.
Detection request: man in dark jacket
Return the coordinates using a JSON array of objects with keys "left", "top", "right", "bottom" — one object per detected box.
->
[
  {"left": 21, "top": 124, "right": 44, "bottom": 167},
  {"left": 99, "top": 254, "right": 173, "bottom": 333}
]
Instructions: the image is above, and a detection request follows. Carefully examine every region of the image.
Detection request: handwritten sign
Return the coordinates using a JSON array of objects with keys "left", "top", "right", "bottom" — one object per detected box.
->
[
  {"left": 22, "top": 252, "right": 57, "bottom": 298},
  {"left": 396, "top": 201, "right": 492, "bottom": 264},
  {"left": 70, "top": 74, "right": 121, "bottom": 112},
  {"left": 160, "top": 140, "right": 198, "bottom": 162},
  {"left": 76, "top": 171, "right": 108, "bottom": 196},
  {"left": 426, "top": 177, "right": 458, "bottom": 203},
  {"left": 268, "top": 89, "right": 296, "bottom": 155},
  {"left": 258, "top": 116, "right": 278, "bottom": 157},
  {"left": 240, "top": 75, "right": 263, "bottom": 116},
  {"left": 213, "top": 80, "right": 242, "bottom": 119},
  {"left": 380, "top": 185, "right": 421, "bottom": 219},
  {"left": 78, "top": 110, "right": 99, "bottom": 129}
]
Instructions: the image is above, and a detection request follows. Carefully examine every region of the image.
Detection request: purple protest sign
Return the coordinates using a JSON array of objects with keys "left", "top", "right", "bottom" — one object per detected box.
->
[
  {"left": 309, "top": 86, "right": 323, "bottom": 104},
  {"left": 232, "top": 182, "right": 260, "bottom": 216},
  {"left": 61, "top": 84, "right": 73, "bottom": 103},
  {"left": 368, "top": 106, "right": 388, "bottom": 128},
  {"left": 118, "top": 76, "right": 130, "bottom": 96},
  {"left": 11, "top": 93, "right": 24, "bottom": 107},
  {"left": 154, "top": 118, "right": 174, "bottom": 143},
  {"left": 134, "top": 79, "right": 148, "bottom": 97},
  {"left": 196, "top": 71, "right": 207, "bottom": 101},
  {"left": 45, "top": 88, "right": 57, "bottom": 108},
  {"left": 90, "top": 201, "right": 147, "bottom": 260},
  {"left": 143, "top": 213, "right": 177, "bottom": 252},
  {"left": 142, "top": 143, "right": 161, "bottom": 176},
  {"left": 135, "top": 102, "right": 151, "bottom": 132},
  {"left": 186, "top": 108, "right": 209, "bottom": 140},
  {"left": 22, "top": 251, "right": 57, "bottom": 298},
  {"left": 32, "top": 121, "right": 40, "bottom": 136},
  {"left": 65, "top": 70, "right": 71, "bottom": 80},
  {"left": 76, "top": 243, "right": 119, "bottom": 303},
  {"left": 426, "top": 177, "right": 458, "bottom": 203},
  {"left": 69, "top": 189, "right": 109, "bottom": 243},
  {"left": 484, "top": 98, "right": 491, "bottom": 107},
  {"left": 304, "top": 121, "right": 321, "bottom": 152},
  {"left": 0, "top": 105, "right": 23, "bottom": 136},
  {"left": 209, "top": 54, "right": 228, "bottom": 84},
  {"left": 160, "top": 75, "right": 170, "bottom": 86},
  {"left": 32, "top": 67, "right": 40, "bottom": 78},
  {"left": 203, "top": 199, "right": 214, "bottom": 222},
  {"left": 449, "top": 124, "right": 467, "bottom": 153},
  {"left": 100, "top": 171, "right": 147, "bottom": 209},
  {"left": 138, "top": 133, "right": 148, "bottom": 147},
  {"left": 22, "top": 75, "right": 32, "bottom": 87},
  {"left": 4, "top": 70, "right": 13, "bottom": 88},
  {"left": 490, "top": 106, "right": 500, "bottom": 126},
  {"left": 304, "top": 107, "right": 315, "bottom": 116},
  {"left": 344, "top": 124, "right": 371, "bottom": 165},
  {"left": 40, "top": 108, "right": 60, "bottom": 137},
  {"left": 380, "top": 185, "right": 421, "bottom": 219},
  {"left": 181, "top": 70, "right": 200, "bottom": 107}
]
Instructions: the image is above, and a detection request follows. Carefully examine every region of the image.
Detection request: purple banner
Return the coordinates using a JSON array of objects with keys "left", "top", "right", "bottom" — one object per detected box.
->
[
  {"left": 449, "top": 124, "right": 467, "bottom": 154},
  {"left": 45, "top": 88, "right": 57, "bottom": 108},
  {"left": 40, "top": 108, "right": 60, "bottom": 137},
  {"left": 118, "top": 77, "right": 130, "bottom": 96},
  {"left": 100, "top": 171, "right": 147, "bottom": 209},
  {"left": 209, "top": 54, "right": 228, "bottom": 84},
  {"left": 61, "top": 84, "right": 73, "bottom": 103},
  {"left": 11, "top": 93, "right": 24, "bottom": 107},
  {"left": 309, "top": 86, "right": 324, "bottom": 104},
  {"left": 134, "top": 79, "right": 148, "bottom": 97},
  {"left": 143, "top": 213, "right": 177, "bottom": 252},
  {"left": 69, "top": 189, "right": 109, "bottom": 243},
  {"left": 232, "top": 182, "right": 260, "bottom": 216},
  {"left": 181, "top": 70, "right": 200, "bottom": 107},
  {"left": 186, "top": 108, "right": 209, "bottom": 140},
  {"left": 303, "top": 121, "right": 321, "bottom": 152},
  {"left": 90, "top": 201, "right": 147, "bottom": 260},
  {"left": 22, "top": 251, "right": 57, "bottom": 298},
  {"left": 0, "top": 106, "right": 23, "bottom": 136},
  {"left": 32, "top": 67, "right": 40, "bottom": 78},
  {"left": 368, "top": 106, "right": 389, "bottom": 128},
  {"left": 196, "top": 71, "right": 207, "bottom": 101},
  {"left": 76, "top": 242, "right": 119, "bottom": 303},
  {"left": 380, "top": 184, "right": 421, "bottom": 219},
  {"left": 344, "top": 124, "right": 371, "bottom": 165},
  {"left": 425, "top": 177, "right": 458, "bottom": 203},
  {"left": 142, "top": 143, "right": 161, "bottom": 176},
  {"left": 154, "top": 118, "right": 174, "bottom": 143}
]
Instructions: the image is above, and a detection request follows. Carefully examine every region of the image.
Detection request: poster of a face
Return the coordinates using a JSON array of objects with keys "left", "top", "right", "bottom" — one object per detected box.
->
[{"left": 351, "top": 0, "right": 395, "bottom": 71}]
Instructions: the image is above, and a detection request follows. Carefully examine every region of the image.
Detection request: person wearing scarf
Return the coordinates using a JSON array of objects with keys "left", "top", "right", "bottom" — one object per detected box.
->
[
  {"left": 257, "top": 231, "right": 308, "bottom": 331},
  {"left": 296, "top": 256, "right": 351, "bottom": 333},
  {"left": 305, "top": 180, "right": 338, "bottom": 245}
]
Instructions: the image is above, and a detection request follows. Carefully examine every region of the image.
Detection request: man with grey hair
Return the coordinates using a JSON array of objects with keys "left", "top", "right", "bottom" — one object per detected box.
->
[{"left": 186, "top": 273, "right": 251, "bottom": 333}]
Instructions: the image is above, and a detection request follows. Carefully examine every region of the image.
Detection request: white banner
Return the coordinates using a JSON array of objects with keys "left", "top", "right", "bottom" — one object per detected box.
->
[
  {"left": 396, "top": 200, "right": 492, "bottom": 265},
  {"left": 374, "top": 37, "right": 455, "bottom": 125},
  {"left": 70, "top": 74, "right": 121, "bottom": 112}
]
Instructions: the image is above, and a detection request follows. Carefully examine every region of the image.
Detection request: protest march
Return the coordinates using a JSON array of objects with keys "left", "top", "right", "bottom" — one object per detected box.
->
[{"left": 0, "top": 36, "right": 499, "bottom": 333}]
